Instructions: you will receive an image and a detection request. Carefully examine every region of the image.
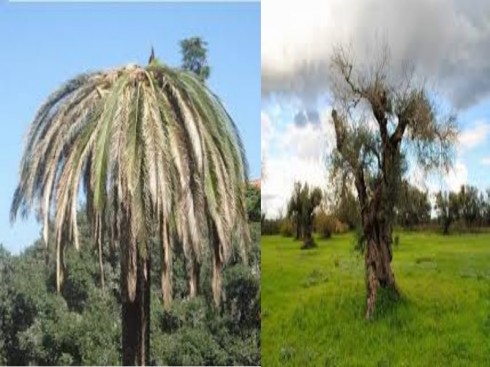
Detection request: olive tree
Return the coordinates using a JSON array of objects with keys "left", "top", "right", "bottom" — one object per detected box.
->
[
  {"left": 329, "top": 45, "right": 457, "bottom": 319},
  {"left": 287, "top": 182, "right": 322, "bottom": 248},
  {"left": 435, "top": 191, "right": 460, "bottom": 235}
]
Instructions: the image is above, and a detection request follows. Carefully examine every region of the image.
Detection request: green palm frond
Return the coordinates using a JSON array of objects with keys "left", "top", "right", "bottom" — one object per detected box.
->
[{"left": 11, "top": 63, "right": 249, "bottom": 307}]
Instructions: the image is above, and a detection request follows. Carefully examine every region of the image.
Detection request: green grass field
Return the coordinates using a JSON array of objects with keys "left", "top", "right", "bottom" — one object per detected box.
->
[{"left": 262, "top": 232, "right": 490, "bottom": 366}]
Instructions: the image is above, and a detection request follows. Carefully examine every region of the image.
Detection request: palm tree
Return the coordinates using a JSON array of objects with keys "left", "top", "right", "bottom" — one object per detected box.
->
[{"left": 10, "top": 58, "right": 250, "bottom": 365}]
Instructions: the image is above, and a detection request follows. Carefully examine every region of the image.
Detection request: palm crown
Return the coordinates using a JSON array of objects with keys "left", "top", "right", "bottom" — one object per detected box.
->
[{"left": 11, "top": 61, "right": 250, "bottom": 307}]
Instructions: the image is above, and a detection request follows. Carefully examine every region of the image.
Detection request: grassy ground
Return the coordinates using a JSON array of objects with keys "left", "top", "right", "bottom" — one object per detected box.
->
[{"left": 262, "top": 232, "right": 490, "bottom": 366}]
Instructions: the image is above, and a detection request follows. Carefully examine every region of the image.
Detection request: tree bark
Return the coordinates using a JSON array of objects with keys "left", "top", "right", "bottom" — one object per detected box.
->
[
  {"left": 98, "top": 236, "right": 105, "bottom": 292},
  {"left": 212, "top": 240, "right": 223, "bottom": 307},
  {"left": 56, "top": 238, "right": 65, "bottom": 293},
  {"left": 295, "top": 217, "right": 301, "bottom": 240},
  {"left": 355, "top": 167, "right": 398, "bottom": 319},
  {"left": 188, "top": 257, "right": 200, "bottom": 298},
  {"left": 443, "top": 218, "right": 450, "bottom": 235},
  {"left": 121, "top": 250, "right": 150, "bottom": 365},
  {"left": 301, "top": 222, "right": 315, "bottom": 249},
  {"left": 161, "top": 220, "right": 172, "bottom": 310},
  {"left": 364, "top": 220, "right": 397, "bottom": 319}
]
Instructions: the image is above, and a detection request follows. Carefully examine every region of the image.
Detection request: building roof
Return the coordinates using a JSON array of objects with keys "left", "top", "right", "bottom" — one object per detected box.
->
[{"left": 249, "top": 178, "right": 261, "bottom": 189}]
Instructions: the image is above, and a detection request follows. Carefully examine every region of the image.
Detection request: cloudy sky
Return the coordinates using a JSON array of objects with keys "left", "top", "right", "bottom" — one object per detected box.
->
[{"left": 262, "top": 0, "right": 490, "bottom": 217}]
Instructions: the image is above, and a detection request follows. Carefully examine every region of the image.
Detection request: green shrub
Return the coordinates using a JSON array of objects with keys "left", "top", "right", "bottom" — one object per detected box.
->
[
  {"left": 314, "top": 212, "right": 350, "bottom": 238},
  {"left": 279, "top": 219, "right": 294, "bottom": 237}
]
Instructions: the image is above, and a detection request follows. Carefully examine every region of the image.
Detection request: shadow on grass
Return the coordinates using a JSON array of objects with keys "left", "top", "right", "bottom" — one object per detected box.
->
[
  {"left": 371, "top": 286, "right": 408, "bottom": 321},
  {"left": 300, "top": 238, "right": 318, "bottom": 250}
]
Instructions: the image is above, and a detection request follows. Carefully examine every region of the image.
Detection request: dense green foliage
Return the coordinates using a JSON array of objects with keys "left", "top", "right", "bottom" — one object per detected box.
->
[
  {"left": 245, "top": 184, "right": 261, "bottom": 223},
  {"left": 332, "top": 188, "right": 360, "bottom": 230},
  {"left": 0, "top": 216, "right": 260, "bottom": 365},
  {"left": 261, "top": 217, "right": 282, "bottom": 236},
  {"left": 262, "top": 233, "right": 490, "bottom": 366},
  {"left": 396, "top": 180, "right": 431, "bottom": 228}
]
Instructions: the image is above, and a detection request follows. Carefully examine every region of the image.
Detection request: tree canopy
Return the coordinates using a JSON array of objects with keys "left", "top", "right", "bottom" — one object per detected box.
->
[
  {"left": 10, "top": 61, "right": 249, "bottom": 308},
  {"left": 180, "top": 37, "right": 211, "bottom": 82}
]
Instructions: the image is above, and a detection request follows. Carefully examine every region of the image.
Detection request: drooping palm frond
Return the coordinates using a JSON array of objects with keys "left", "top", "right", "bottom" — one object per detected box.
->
[{"left": 11, "top": 62, "right": 249, "bottom": 307}]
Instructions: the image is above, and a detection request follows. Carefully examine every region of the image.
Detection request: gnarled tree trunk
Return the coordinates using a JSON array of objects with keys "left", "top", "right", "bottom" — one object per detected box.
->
[
  {"left": 364, "top": 220, "right": 396, "bottom": 319},
  {"left": 295, "top": 216, "right": 301, "bottom": 240},
  {"left": 355, "top": 164, "right": 398, "bottom": 320}
]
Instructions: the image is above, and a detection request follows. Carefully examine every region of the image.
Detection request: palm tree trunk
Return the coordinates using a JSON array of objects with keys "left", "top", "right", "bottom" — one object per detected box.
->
[
  {"left": 212, "top": 240, "right": 222, "bottom": 307},
  {"left": 161, "top": 221, "right": 172, "bottom": 310},
  {"left": 98, "top": 236, "right": 105, "bottom": 291},
  {"left": 189, "top": 257, "right": 200, "bottom": 298},
  {"left": 121, "top": 249, "right": 150, "bottom": 365},
  {"left": 56, "top": 239, "right": 65, "bottom": 293}
]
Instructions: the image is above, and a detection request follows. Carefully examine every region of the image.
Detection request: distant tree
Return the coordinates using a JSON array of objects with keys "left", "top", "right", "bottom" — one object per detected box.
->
[
  {"left": 478, "top": 191, "right": 487, "bottom": 227},
  {"left": 485, "top": 189, "right": 490, "bottom": 226},
  {"left": 329, "top": 44, "right": 457, "bottom": 319},
  {"left": 435, "top": 191, "right": 460, "bottom": 234},
  {"left": 260, "top": 217, "right": 281, "bottom": 235},
  {"left": 396, "top": 180, "right": 431, "bottom": 228},
  {"left": 287, "top": 182, "right": 303, "bottom": 240},
  {"left": 180, "top": 37, "right": 211, "bottom": 82},
  {"left": 286, "top": 182, "right": 322, "bottom": 248},
  {"left": 313, "top": 211, "right": 336, "bottom": 239},
  {"left": 299, "top": 184, "right": 323, "bottom": 248},
  {"left": 459, "top": 185, "right": 480, "bottom": 227},
  {"left": 334, "top": 187, "right": 361, "bottom": 229}
]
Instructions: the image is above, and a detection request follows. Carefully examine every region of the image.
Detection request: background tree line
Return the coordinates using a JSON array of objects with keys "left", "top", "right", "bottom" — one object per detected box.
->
[{"left": 262, "top": 181, "right": 490, "bottom": 238}]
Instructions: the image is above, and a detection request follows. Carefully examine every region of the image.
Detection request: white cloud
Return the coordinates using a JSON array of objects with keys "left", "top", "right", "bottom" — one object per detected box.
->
[
  {"left": 406, "top": 165, "right": 428, "bottom": 192},
  {"left": 444, "top": 161, "right": 468, "bottom": 192},
  {"left": 262, "top": 156, "right": 328, "bottom": 218},
  {"left": 458, "top": 121, "right": 490, "bottom": 151},
  {"left": 406, "top": 156, "right": 469, "bottom": 198},
  {"left": 480, "top": 157, "right": 490, "bottom": 166},
  {"left": 262, "top": 0, "right": 490, "bottom": 108},
  {"left": 280, "top": 121, "right": 333, "bottom": 161},
  {"left": 261, "top": 111, "right": 273, "bottom": 153},
  {"left": 261, "top": 108, "right": 334, "bottom": 218}
]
